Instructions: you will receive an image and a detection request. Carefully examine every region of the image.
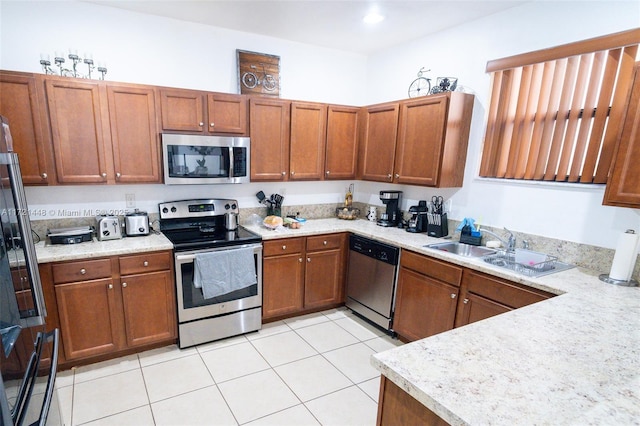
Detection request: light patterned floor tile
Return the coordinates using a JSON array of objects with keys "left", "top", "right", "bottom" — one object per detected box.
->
[
  {"left": 217, "top": 369, "right": 300, "bottom": 424},
  {"left": 250, "top": 331, "right": 317, "bottom": 367},
  {"left": 305, "top": 386, "right": 378, "bottom": 426},
  {"left": 245, "top": 404, "right": 320, "bottom": 425},
  {"left": 282, "top": 312, "right": 330, "bottom": 329},
  {"left": 274, "top": 355, "right": 352, "bottom": 402},
  {"left": 358, "top": 377, "right": 382, "bottom": 403},
  {"left": 137, "top": 344, "right": 198, "bottom": 367},
  {"left": 142, "top": 353, "right": 214, "bottom": 402},
  {"left": 322, "top": 307, "right": 354, "bottom": 321},
  {"left": 245, "top": 320, "right": 291, "bottom": 341},
  {"left": 295, "top": 321, "right": 359, "bottom": 353},
  {"left": 82, "top": 406, "right": 155, "bottom": 426},
  {"left": 323, "top": 343, "right": 379, "bottom": 383},
  {"left": 363, "top": 335, "right": 404, "bottom": 353},
  {"left": 73, "top": 354, "right": 140, "bottom": 384},
  {"left": 196, "top": 334, "right": 248, "bottom": 353},
  {"left": 333, "top": 316, "right": 386, "bottom": 341},
  {"left": 151, "top": 385, "right": 237, "bottom": 425},
  {"left": 200, "top": 341, "right": 270, "bottom": 382}
]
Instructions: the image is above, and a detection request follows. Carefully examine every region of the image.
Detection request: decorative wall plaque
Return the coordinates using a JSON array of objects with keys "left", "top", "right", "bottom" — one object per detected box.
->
[{"left": 237, "top": 49, "right": 280, "bottom": 97}]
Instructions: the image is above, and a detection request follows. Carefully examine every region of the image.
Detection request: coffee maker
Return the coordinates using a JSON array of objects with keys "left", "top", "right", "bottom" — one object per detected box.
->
[
  {"left": 407, "top": 200, "right": 428, "bottom": 233},
  {"left": 377, "top": 190, "right": 402, "bottom": 227}
]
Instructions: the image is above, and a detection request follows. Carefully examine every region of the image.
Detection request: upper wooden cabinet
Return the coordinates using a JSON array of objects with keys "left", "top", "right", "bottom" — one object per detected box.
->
[
  {"left": 325, "top": 105, "right": 359, "bottom": 180},
  {"left": 250, "top": 97, "right": 291, "bottom": 181},
  {"left": 603, "top": 64, "right": 640, "bottom": 208},
  {"left": 45, "top": 76, "right": 161, "bottom": 184},
  {"left": 160, "top": 88, "right": 248, "bottom": 135},
  {"left": 0, "top": 71, "right": 54, "bottom": 185},
  {"left": 359, "top": 92, "right": 474, "bottom": 187},
  {"left": 289, "top": 102, "right": 327, "bottom": 180}
]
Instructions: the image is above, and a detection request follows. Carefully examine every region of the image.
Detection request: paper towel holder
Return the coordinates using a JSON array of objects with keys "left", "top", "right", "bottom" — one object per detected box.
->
[{"left": 599, "top": 229, "right": 639, "bottom": 287}]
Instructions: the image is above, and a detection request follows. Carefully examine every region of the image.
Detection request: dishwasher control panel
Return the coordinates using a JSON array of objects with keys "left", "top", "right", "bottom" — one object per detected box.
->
[{"left": 349, "top": 235, "right": 399, "bottom": 265}]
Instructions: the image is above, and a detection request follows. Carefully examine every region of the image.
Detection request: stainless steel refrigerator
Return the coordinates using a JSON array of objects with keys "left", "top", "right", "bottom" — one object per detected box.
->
[{"left": 0, "top": 115, "right": 60, "bottom": 425}]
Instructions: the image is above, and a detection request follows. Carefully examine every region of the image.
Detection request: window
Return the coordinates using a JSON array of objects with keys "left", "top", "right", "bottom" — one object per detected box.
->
[{"left": 480, "top": 29, "right": 640, "bottom": 183}]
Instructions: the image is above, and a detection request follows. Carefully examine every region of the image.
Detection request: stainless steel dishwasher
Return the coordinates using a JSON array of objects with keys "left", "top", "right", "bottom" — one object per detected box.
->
[{"left": 345, "top": 234, "right": 400, "bottom": 332}]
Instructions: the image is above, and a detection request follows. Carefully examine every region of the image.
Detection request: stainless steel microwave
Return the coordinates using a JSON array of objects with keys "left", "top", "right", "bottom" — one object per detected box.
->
[{"left": 162, "top": 134, "right": 250, "bottom": 184}]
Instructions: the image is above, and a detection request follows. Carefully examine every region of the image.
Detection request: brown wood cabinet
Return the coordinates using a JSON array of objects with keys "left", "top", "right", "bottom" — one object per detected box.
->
[
  {"left": 377, "top": 376, "right": 448, "bottom": 426},
  {"left": 325, "top": 105, "right": 360, "bottom": 180},
  {"left": 454, "top": 268, "right": 554, "bottom": 327},
  {"left": 46, "top": 250, "right": 176, "bottom": 364},
  {"left": 359, "top": 93, "right": 474, "bottom": 187},
  {"left": 603, "top": 63, "right": 640, "bottom": 208},
  {"left": 160, "top": 88, "right": 248, "bottom": 135},
  {"left": 250, "top": 97, "right": 291, "bottom": 181},
  {"left": 289, "top": 102, "right": 327, "bottom": 180},
  {"left": 393, "top": 251, "right": 462, "bottom": 341},
  {"left": 262, "top": 233, "right": 347, "bottom": 321},
  {"left": 0, "top": 71, "right": 54, "bottom": 184}
]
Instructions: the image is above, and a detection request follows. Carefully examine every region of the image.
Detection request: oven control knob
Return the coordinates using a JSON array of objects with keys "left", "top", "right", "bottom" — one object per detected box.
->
[
  {"left": 171, "top": 207, "right": 177, "bottom": 213},
  {"left": 162, "top": 207, "right": 169, "bottom": 214},
  {"left": 225, "top": 203, "right": 231, "bottom": 210},
  {"left": 231, "top": 203, "right": 237, "bottom": 209}
]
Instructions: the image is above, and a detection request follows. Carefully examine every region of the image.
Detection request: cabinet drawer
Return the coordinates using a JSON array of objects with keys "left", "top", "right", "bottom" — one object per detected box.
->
[
  {"left": 306, "top": 233, "right": 344, "bottom": 252},
  {"left": 463, "top": 269, "right": 553, "bottom": 309},
  {"left": 52, "top": 258, "right": 112, "bottom": 284},
  {"left": 119, "top": 251, "right": 172, "bottom": 275},
  {"left": 264, "top": 238, "right": 304, "bottom": 257},
  {"left": 401, "top": 250, "right": 462, "bottom": 287}
]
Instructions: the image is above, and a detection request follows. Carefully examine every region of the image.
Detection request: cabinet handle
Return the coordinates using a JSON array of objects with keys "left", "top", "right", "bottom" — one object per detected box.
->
[
  {"left": 450, "top": 293, "right": 456, "bottom": 299},
  {"left": 108, "top": 284, "right": 113, "bottom": 289},
  {"left": 281, "top": 171, "right": 286, "bottom": 176},
  {"left": 323, "top": 241, "right": 327, "bottom": 245},
  {"left": 282, "top": 245, "right": 287, "bottom": 250},
  {"left": 143, "top": 261, "right": 149, "bottom": 267},
  {"left": 80, "top": 268, "right": 86, "bottom": 275},
  {"left": 307, "top": 258, "right": 311, "bottom": 262},
  {"left": 210, "top": 122, "right": 215, "bottom": 127},
  {"left": 122, "top": 282, "right": 127, "bottom": 288},
  {"left": 41, "top": 173, "right": 48, "bottom": 179},
  {"left": 395, "top": 173, "right": 400, "bottom": 178},
  {"left": 199, "top": 122, "right": 204, "bottom": 126},
  {"left": 326, "top": 170, "right": 330, "bottom": 175},
  {"left": 463, "top": 298, "right": 469, "bottom": 304},
  {"left": 101, "top": 172, "right": 107, "bottom": 178},
  {"left": 387, "top": 174, "right": 392, "bottom": 179},
  {"left": 298, "top": 258, "right": 303, "bottom": 263},
  {"left": 116, "top": 172, "right": 121, "bottom": 179},
  {"left": 291, "top": 171, "right": 295, "bottom": 176}
]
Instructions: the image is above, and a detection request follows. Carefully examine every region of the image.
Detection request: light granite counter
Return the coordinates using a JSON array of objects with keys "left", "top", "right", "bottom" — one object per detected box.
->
[
  {"left": 245, "top": 218, "right": 640, "bottom": 425},
  {"left": 35, "top": 233, "right": 174, "bottom": 264}
]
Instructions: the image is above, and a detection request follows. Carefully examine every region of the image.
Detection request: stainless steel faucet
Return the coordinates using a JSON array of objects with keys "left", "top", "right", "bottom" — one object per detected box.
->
[{"left": 479, "top": 227, "right": 516, "bottom": 251}]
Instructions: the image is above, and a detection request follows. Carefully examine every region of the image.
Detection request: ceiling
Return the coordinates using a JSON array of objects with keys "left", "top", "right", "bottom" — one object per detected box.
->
[{"left": 85, "top": 0, "right": 530, "bottom": 54}]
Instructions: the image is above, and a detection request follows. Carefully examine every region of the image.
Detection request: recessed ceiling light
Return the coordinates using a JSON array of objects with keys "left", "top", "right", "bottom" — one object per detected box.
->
[{"left": 363, "top": 10, "right": 384, "bottom": 24}]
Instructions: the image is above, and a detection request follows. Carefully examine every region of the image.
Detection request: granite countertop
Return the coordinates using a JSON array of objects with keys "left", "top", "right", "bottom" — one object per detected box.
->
[
  {"left": 245, "top": 218, "right": 640, "bottom": 425},
  {"left": 35, "top": 232, "right": 174, "bottom": 263}
]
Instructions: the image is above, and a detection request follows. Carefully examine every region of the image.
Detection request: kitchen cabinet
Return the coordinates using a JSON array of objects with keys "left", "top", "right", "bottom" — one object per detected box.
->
[
  {"left": 603, "top": 63, "right": 640, "bottom": 208},
  {"left": 359, "top": 92, "right": 474, "bottom": 187},
  {"left": 325, "top": 105, "right": 360, "bottom": 180},
  {"left": 44, "top": 76, "right": 162, "bottom": 184},
  {"left": 393, "top": 250, "right": 462, "bottom": 341},
  {"left": 0, "top": 71, "right": 54, "bottom": 185},
  {"left": 160, "top": 88, "right": 248, "bottom": 135},
  {"left": 377, "top": 376, "right": 448, "bottom": 426},
  {"left": 289, "top": 102, "right": 327, "bottom": 180},
  {"left": 262, "top": 233, "right": 347, "bottom": 321},
  {"left": 48, "top": 250, "right": 176, "bottom": 364},
  {"left": 454, "top": 269, "right": 554, "bottom": 327},
  {"left": 250, "top": 97, "right": 291, "bottom": 181}
]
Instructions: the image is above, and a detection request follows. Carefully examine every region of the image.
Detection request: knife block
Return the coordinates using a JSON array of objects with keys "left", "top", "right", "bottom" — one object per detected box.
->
[{"left": 427, "top": 213, "right": 448, "bottom": 238}]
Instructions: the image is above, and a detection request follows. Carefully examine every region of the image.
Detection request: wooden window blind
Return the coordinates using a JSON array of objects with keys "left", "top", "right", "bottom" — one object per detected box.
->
[{"left": 480, "top": 28, "right": 640, "bottom": 183}]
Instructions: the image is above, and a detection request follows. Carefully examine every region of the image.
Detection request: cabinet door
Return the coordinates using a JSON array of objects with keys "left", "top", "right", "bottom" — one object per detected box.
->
[
  {"left": 394, "top": 96, "right": 448, "bottom": 186},
  {"left": 250, "top": 98, "right": 291, "bottom": 181},
  {"left": 54, "top": 278, "right": 123, "bottom": 360},
  {"left": 358, "top": 103, "right": 399, "bottom": 182},
  {"left": 207, "top": 93, "right": 248, "bottom": 134},
  {"left": 454, "top": 292, "right": 511, "bottom": 327},
  {"left": 160, "top": 89, "right": 205, "bottom": 132},
  {"left": 325, "top": 105, "right": 359, "bottom": 180},
  {"left": 107, "top": 84, "right": 161, "bottom": 183},
  {"left": 262, "top": 254, "right": 304, "bottom": 319},
  {"left": 121, "top": 270, "right": 176, "bottom": 347},
  {"left": 290, "top": 102, "right": 327, "bottom": 180},
  {"left": 0, "top": 72, "right": 52, "bottom": 185},
  {"left": 603, "top": 64, "right": 640, "bottom": 207},
  {"left": 45, "top": 78, "right": 110, "bottom": 183},
  {"left": 304, "top": 248, "right": 343, "bottom": 309},
  {"left": 393, "top": 267, "right": 458, "bottom": 342}
]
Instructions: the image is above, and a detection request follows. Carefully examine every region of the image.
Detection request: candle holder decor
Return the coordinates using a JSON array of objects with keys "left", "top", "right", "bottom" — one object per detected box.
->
[{"left": 39, "top": 50, "right": 108, "bottom": 80}]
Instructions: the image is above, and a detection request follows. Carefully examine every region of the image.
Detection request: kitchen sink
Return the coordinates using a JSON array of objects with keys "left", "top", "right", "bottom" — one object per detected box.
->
[
  {"left": 425, "top": 242, "right": 497, "bottom": 258},
  {"left": 482, "top": 250, "right": 575, "bottom": 277}
]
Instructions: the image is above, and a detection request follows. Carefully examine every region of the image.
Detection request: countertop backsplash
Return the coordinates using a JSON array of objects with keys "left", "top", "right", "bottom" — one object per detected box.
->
[{"left": 29, "top": 202, "right": 638, "bottom": 280}]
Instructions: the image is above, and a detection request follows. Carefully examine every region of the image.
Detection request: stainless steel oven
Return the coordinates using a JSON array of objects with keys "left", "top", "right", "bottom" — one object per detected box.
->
[{"left": 159, "top": 199, "right": 263, "bottom": 349}]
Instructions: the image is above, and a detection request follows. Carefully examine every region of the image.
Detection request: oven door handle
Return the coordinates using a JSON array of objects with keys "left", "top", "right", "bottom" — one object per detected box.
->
[{"left": 175, "top": 253, "right": 196, "bottom": 262}]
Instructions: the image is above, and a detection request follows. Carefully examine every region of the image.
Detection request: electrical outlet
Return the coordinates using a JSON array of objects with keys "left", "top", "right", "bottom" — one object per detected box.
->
[
  {"left": 125, "top": 193, "right": 136, "bottom": 208},
  {"left": 444, "top": 199, "right": 453, "bottom": 213}
]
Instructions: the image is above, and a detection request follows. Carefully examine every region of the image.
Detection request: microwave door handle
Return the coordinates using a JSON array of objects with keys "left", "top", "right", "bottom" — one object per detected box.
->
[
  {"left": 7, "top": 154, "right": 47, "bottom": 326},
  {"left": 228, "top": 146, "right": 234, "bottom": 179}
]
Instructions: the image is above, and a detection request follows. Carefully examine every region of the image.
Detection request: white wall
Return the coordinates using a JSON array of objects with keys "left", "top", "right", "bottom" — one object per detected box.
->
[
  {"left": 1, "top": 1, "right": 639, "bottom": 249},
  {"left": 366, "top": 1, "right": 640, "bottom": 248}
]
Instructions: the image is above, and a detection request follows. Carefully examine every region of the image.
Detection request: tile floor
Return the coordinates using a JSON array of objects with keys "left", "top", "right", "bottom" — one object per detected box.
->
[{"left": 54, "top": 308, "right": 403, "bottom": 425}]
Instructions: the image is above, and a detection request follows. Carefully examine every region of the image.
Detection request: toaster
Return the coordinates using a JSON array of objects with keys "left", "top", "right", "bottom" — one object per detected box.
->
[
  {"left": 125, "top": 210, "right": 150, "bottom": 236},
  {"left": 96, "top": 215, "right": 122, "bottom": 241}
]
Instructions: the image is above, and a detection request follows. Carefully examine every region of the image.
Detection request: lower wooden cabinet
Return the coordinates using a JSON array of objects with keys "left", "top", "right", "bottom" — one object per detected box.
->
[
  {"left": 43, "top": 250, "right": 176, "bottom": 365},
  {"left": 262, "top": 233, "right": 347, "bottom": 321},
  {"left": 377, "top": 376, "right": 448, "bottom": 426}
]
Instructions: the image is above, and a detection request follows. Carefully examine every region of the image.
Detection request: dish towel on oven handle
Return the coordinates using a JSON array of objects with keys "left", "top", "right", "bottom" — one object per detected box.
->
[{"left": 193, "top": 247, "right": 257, "bottom": 299}]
